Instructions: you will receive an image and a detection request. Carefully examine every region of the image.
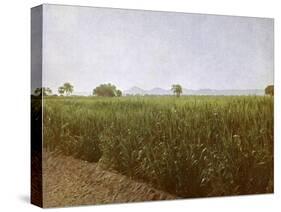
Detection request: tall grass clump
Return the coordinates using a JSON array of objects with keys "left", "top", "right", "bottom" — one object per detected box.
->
[{"left": 43, "top": 95, "right": 273, "bottom": 197}]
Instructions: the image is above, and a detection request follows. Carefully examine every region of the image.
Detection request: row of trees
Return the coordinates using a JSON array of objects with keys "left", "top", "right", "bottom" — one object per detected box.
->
[
  {"left": 33, "top": 83, "right": 274, "bottom": 97},
  {"left": 34, "top": 83, "right": 182, "bottom": 97},
  {"left": 92, "top": 84, "right": 183, "bottom": 97},
  {"left": 33, "top": 83, "right": 123, "bottom": 97},
  {"left": 33, "top": 83, "right": 74, "bottom": 96},
  {"left": 170, "top": 84, "right": 275, "bottom": 97}
]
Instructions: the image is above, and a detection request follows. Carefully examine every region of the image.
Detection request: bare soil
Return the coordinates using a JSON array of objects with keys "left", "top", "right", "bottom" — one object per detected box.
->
[{"left": 43, "top": 151, "right": 176, "bottom": 208}]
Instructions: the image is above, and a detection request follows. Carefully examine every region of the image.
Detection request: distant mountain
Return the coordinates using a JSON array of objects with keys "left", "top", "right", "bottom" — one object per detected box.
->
[
  {"left": 124, "top": 87, "right": 264, "bottom": 96},
  {"left": 182, "top": 89, "right": 264, "bottom": 96},
  {"left": 124, "top": 87, "right": 171, "bottom": 95},
  {"left": 148, "top": 87, "right": 172, "bottom": 95},
  {"left": 124, "top": 86, "right": 146, "bottom": 95}
]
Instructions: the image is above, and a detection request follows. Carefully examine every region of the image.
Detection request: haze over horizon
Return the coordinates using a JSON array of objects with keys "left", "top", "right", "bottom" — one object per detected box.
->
[{"left": 40, "top": 5, "right": 274, "bottom": 94}]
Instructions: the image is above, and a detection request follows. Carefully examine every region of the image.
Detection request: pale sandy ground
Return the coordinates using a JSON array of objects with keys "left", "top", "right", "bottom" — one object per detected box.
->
[{"left": 43, "top": 151, "right": 176, "bottom": 208}]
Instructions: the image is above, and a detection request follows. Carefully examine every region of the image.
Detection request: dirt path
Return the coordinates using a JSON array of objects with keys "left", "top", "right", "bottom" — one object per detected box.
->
[{"left": 43, "top": 151, "right": 175, "bottom": 207}]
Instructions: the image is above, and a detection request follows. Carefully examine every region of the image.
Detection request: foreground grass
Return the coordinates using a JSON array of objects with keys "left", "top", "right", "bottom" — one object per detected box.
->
[{"left": 42, "top": 96, "right": 273, "bottom": 197}]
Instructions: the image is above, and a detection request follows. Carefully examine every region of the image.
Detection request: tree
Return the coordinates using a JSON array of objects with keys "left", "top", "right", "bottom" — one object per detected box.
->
[
  {"left": 93, "top": 83, "right": 121, "bottom": 97},
  {"left": 34, "top": 87, "right": 52, "bottom": 96},
  {"left": 171, "top": 84, "right": 183, "bottom": 97},
  {"left": 116, "top": 90, "right": 122, "bottom": 97},
  {"left": 265, "top": 85, "right": 274, "bottom": 96},
  {"left": 58, "top": 86, "right": 65, "bottom": 96},
  {"left": 63, "top": 82, "right": 74, "bottom": 96}
]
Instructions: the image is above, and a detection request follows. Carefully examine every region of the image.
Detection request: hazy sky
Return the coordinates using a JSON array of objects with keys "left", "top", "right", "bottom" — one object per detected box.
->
[{"left": 42, "top": 4, "right": 274, "bottom": 93}]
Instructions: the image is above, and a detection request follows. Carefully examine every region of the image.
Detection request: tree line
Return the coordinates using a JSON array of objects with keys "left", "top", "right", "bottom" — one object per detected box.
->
[{"left": 33, "top": 83, "right": 274, "bottom": 97}]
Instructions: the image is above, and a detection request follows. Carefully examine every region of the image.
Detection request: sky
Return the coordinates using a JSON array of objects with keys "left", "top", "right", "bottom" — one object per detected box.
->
[{"left": 41, "top": 4, "right": 274, "bottom": 94}]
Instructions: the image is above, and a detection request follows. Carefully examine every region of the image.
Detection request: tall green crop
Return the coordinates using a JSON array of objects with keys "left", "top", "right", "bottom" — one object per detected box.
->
[{"left": 43, "top": 95, "right": 273, "bottom": 197}]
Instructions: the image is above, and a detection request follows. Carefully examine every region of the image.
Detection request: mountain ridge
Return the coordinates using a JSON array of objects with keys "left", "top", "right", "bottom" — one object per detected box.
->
[{"left": 124, "top": 87, "right": 264, "bottom": 96}]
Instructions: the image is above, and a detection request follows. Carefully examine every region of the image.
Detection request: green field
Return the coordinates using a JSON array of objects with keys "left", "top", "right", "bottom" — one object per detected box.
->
[{"left": 43, "top": 96, "right": 273, "bottom": 197}]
